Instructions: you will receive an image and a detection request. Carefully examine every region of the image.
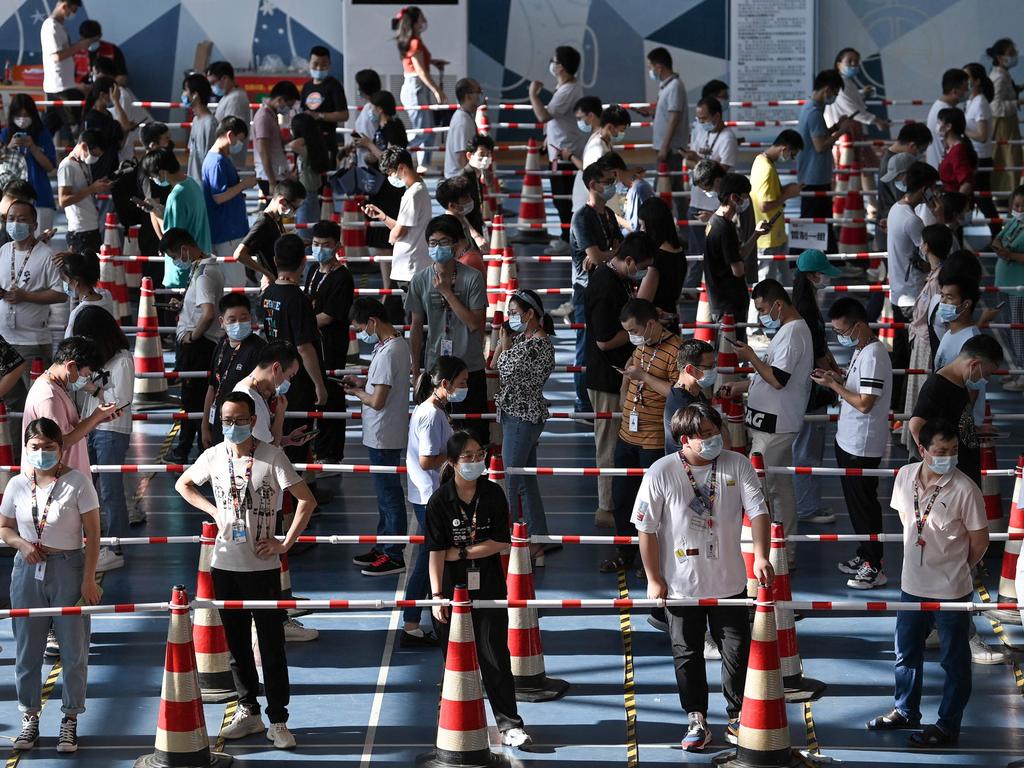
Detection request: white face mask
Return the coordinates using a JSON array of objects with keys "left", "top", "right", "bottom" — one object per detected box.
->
[
  {"left": 12, "top": 116, "right": 31, "bottom": 129},
  {"left": 468, "top": 154, "right": 492, "bottom": 170},
  {"left": 548, "top": 61, "right": 559, "bottom": 78}
]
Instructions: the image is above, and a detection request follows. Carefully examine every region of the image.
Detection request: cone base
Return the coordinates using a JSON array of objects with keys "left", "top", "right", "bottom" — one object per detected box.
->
[
  {"left": 782, "top": 675, "right": 827, "bottom": 703},
  {"left": 134, "top": 750, "right": 233, "bottom": 768},
  {"left": 985, "top": 608, "right": 1022, "bottom": 625},
  {"left": 513, "top": 675, "right": 569, "bottom": 702},
  {"left": 199, "top": 684, "right": 238, "bottom": 704},
  {"left": 713, "top": 746, "right": 803, "bottom": 768},
  {"left": 416, "top": 748, "right": 511, "bottom": 768}
]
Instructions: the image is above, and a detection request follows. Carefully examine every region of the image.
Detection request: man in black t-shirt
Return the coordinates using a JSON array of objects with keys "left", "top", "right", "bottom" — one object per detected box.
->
[
  {"left": 704, "top": 173, "right": 760, "bottom": 341},
  {"left": 300, "top": 46, "right": 349, "bottom": 167},
  {"left": 235, "top": 180, "right": 306, "bottom": 286}
]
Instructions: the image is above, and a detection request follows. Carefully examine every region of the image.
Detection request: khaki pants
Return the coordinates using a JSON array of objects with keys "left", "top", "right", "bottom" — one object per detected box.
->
[
  {"left": 749, "top": 429, "right": 797, "bottom": 562},
  {"left": 587, "top": 388, "right": 621, "bottom": 513}
]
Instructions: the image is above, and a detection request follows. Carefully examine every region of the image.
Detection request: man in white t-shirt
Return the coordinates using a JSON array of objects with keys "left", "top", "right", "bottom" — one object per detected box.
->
[
  {"left": 176, "top": 391, "right": 315, "bottom": 750},
  {"left": 814, "top": 298, "right": 892, "bottom": 590},
  {"left": 644, "top": 47, "right": 689, "bottom": 197},
  {"left": 634, "top": 402, "right": 772, "bottom": 751},
  {"left": 867, "top": 418, "right": 986, "bottom": 748},
  {"left": 719, "top": 279, "right": 812, "bottom": 564},
  {"left": 925, "top": 69, "right": 970, "bottom": 169},
  {"left": 363, "top": 146, "right": 430, "bottom": 286},
  {"left": 41, "top": 0, "right": 95, "bottom": 139},
  {"left": 233, "top": 341, "right": 309, "bottom": 449},
  {"left": 444, "top": 78, "right": 481, "bottom": 178},
  {"left": 57, "top": 131, "right": 111, "bottom": 255}
]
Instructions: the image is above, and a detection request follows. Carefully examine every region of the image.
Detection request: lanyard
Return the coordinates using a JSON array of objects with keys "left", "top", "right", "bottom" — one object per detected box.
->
[
  {"left": 456, "top": 493, "right": 480, "bottom": 545},
  {"left": 680, "top": 455, "right": 717, "bottom": 524},
  {"left": 225, "top": 444, "right": 255, "bottom": 523},
  {"left": 699, "top": 127, "right": 722, "bottom": 158},
  {"left": 912, "top": 478, "right": 942, "bottom": 545},
  {"left": 30, "top": 468, "right": 62, "bottom": 544},
  {"left": 215, "top": 339, "right": 244, "bottom": 386},
  {"left": 7, "top": 245, "right": 31, "bottom": 290}
]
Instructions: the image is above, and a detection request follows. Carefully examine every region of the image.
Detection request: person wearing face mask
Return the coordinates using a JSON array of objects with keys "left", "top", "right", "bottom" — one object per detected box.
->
[
  {"left": 718, "top": 280, "right": 812, "bottom": 566},
  {"left": 461, "top": 134, "right": 496, "bottom": 229},
  {"left": 932, "top": 275, "right": 983, "bottom": 371},
  {"left": 0, "top": 416, "right": 101, "bottom": 754},
  {"left": 80, "top": 77, "right": 131, "bottom": 190},
  {"left": 992, "top": 185, "right": 1024, "bottom": 390},
  {"left": 962, "top": 63, "right": 1001, "bottom": 238},
  {"left": 529, "top": 45, "right": 585, "bottom": 254},
  {"left": 393, "top": 6, "right": 447, "bottom": 173},
  {"left": 176, "top": 392, "right": 316, "bottom": 751},
  {"left": 183, "top": 73, "right": 217, "bottom": 183},
  {"left": 407, "top": 215, "right": 488, "bottom": 449},
  {"left": 937, "top": 108, "right": 978, "bottom": 204},
  {"left": 202, "top": 117, "right": 259, "bottom": 288},
  {"left": 435, "top": 175, "right": 487, "bottom": 262},
  {"left": 233, "top": 341, "right": 309, "bottom": 450},
  {"left": 444, "top": 78, "right": 482, "bottom": 178},
  {"left": 493, "top": 290, "right": 556, "bottom": 558},
  {"left": 791, "top": 249, "right": 842, "bottom": 526},
  {"left": 641, "top": 48, "right": 688, "bottom": 200},
  {"left": 57, "top": 130, "right": 111, "bottom": 256},
  {"left": 253, "top": 81, "right": 300, "bottom": 198},
  {"left": 205, "top": 61, "right": 252, "bottom": 125},
  {"left": 750, "top": 130, "right": 805, "bottom": 285},
  {"left": 234, "top": 179, "right": 306, "bottom": 287},
  {"left": 987, "top": 38, "right": 1022, "bottom": 193},
  {"left": 74, "top": 19, "right": 126, "bottom": 85},
  {"left": 60, "top": 250, "right": 113, "bottom": 336},
  {"left": 876, "top": 144, "right": 928, "bottom": 252},
  {"left": 350, "top": 69, "right": 383, "bottom": 170},
  {"left": 813, "top": 298, "right": 893, "bottom": 589},
  {"left": 23, "top": 336, "right": 115, "bottom": 480},
  {"left": 604, "top": 299, "right": 682, "bottom": 574},
  {"left": 40, "top": 0, "right": 92, "bottom": 141},
  {"left": 926, "top": 69, "right": 970, "bottom": 170},
  {"left": 868, "top": 418, "right": 988, "bottom": 748},
  {"left": 426, "top": 431, "right": 532, "bottom": 750},
  {"left": 363, "top": 145, "right": 430, "bottom": 289},
  {"left": 663, "top": 340, "right": 722, "bottom": 454},
  {"left": 345, "top": 299, "right": 412, "bottom": 577},
  {"left": 300, "top": 46, "right": 349, "bottom": 168},
  {"left": 202, "top": 295, "right": 266, "bottom": 451},
  {"left": 634, "top": 402, "right": 772, "bottom": 752},
  {"left": 569, "top": 104, "right": 630, "bottom": 212},
  {"left": 0, "top": 95, "right": 56, "bottom": 234}
]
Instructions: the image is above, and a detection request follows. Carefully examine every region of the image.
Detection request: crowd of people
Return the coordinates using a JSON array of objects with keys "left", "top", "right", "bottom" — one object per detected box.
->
[{"left": 0, "top": 0, "right": 1019, "bottom": 755}]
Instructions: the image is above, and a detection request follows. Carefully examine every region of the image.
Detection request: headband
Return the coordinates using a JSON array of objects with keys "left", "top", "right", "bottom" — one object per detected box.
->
[{"left": 511, "top": 290, "right": 543, "bottom": 318}]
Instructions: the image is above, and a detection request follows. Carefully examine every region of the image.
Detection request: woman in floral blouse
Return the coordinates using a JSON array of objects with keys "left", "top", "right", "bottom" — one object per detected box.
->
[{"left": 494, "top": 289, "right": 555, "bottom": 561}]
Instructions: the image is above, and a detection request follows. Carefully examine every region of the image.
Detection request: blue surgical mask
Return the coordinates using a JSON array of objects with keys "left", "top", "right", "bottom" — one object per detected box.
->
[
  {"left": 457, "top": 460, "right": 486, "bottom": 481},
  {"left": 62, "top": 280, "right": 76, "bottom": 299},
  {"left": 88, "top": 41, "right": 100, "bottom": 53},
  {"left": 632, "top": 268, "right": 648, "bottom": 283},
  {"left": 548, "top": 61, "right": 559, "bottom": 78},
  {"left": 310, "top": 67, "right": 328, "bottom": 82},
  {"left": 894, "top": 180, "right": 907, "bottom": 193},
  {"left": 180, "top": 92, "right": 191, "bottom": 108},
  {"left": 357, "top": 329, "right": 379, "bottom": 345},
  {"left": 648, "top": 69, "right": 658, "bottom": 81},
  {"left": 837, "top": 332, "right": 858, "bottom": 348},
  {"left": 737, "top": 196, "right": 751, "bottom": 213},
  {"left": 598, "top": 183, "right": 616, "bottom": 202},
  {"left": 937, "top": 302, "right": 961, "bottom": 323},
  {"left": 429, "top": 245, "right": 455, "bottom": 263},
  {"left": 1008, "top": 55, "right": 1019, "bottom": 69},
  {"left": 275, "top": 378, "right": 291, "bottom": 397},
  {"left": 927, "top": 454, "right": 958, "bottom": 475},
  {"left": 173, "top": 258, "right": 191, "bottom": 272},
  {"left": 387, "top": 174, "right": 405, "bottom": 188},
  {"left": 26, "top": 450, "right": 59, "bottom": 471},
  {"left": 223, "top": 424, "right": 252, "bottom": 444},
  {"left": 824, "top": 95, "right": 837, "bottom": 105},
  {"left": 577, "top": 119, "right": 591, "bottom": 133},
  {"left": 212, "top": 83, "right": 225, "bottom": 98},
  {"left": 152, "top": 176, "right": 170, "bottom": 188},
  {"left": 697, "top": 368, "right": 717, "bottom": 388},
  {"left": 696, "top": 434, "right": 724, "bottom": 460},
  {"left": 225, "top": 322, "right": 251, "bottom": 342},
  {"left": 313, "top": 245, "right": 335, "bottom": 264},
  {"left": 6, "top": 220, "right": 29, "bottom": 242},
  {"left": 508, "top": 314, "right": 525, "bottom": 332},
  {"left": 67, "top": 374, "right": 88, "bottom": 392},
  {"left": 760, "top": 307, "right": 781, "bottom": 334},
  {"left": 229, "top": 140, "right": 245, "bottom": 155},
  {"left": 448, "top": 387, "right": 467, "bottom": 403},
  {"left": 966, "top": 368, "right": 988, "bottom": 391},
  {"left": 841, "top": 65, "right": 860, "bottom": 79}
]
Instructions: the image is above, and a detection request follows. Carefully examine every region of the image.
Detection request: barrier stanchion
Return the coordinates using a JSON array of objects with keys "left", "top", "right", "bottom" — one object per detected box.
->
[
  {"left": 134, "top": 585, "right": 232, "bottom": 768},
  {"left": 993, "top": 455, "right": 1024, "bottom": 624},
  {"left": 982, "top": 434, "right": 1006, "bottom": 534},
  {"left": 193, "top": 523, "right": 236, "bottom": 703},
  {"left": 656, "top": 161, "right": 674, "bottom": 216},
  {"left": 342, "top": 197, "right": 369, "bottom": 260},
  {"left": 507, "top": 522, "right": 569, "bottom": 702},
  {"left": 132, "top": 277, "right": 168, "bottom": 402}
]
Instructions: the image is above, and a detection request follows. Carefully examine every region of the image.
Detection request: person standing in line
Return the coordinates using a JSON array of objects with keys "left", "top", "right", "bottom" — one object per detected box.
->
[
  {"left": 300, "top": 46, "right": 349, "bottom": 168},
  {"left": 393, "top": 6, "right": 447, "bottom": 172},
  {"left": 635, "top": 402, "right": 773, "bottom": 752},
  {"left": 529, "top": 45, "right": 584, "bottom": 255},
  {"left": 642, "top": 47, "right": 689, "bottom": 201},
  {"left": 253, "top": 82, "right": 300, "bottom": 200},
  {"left": 176, "top": 392, "right": 315, "bottom": 751},
  {"left": 444, "top": 78, "right": 482, "bottom": 179},
  {"left": 182, "top": 74, "right": 217, "bottom": 184},
  {"left": 867, "top": 418, "right": 987, "bottom": 749},
  {"left": 1, "top": 417, "right": 101, "bottom": 754},
  {"left": 986, "top": 39, "right": 1022, "bottom": 194},
  {"left": 41, "top": 0, "right": 94, "bottom": 139},
  {"left": 206, "top": 62, "right": 252, "bottom": 126},
  {"left": 875, "top": 129, "right": 932, "bottom": 252},
  {"left": 750, "top": 130, "right": 804, "bottom": 285},
  {"left": 0, "top": 95, "right": 57, "bottom": 235},
  {"left": 569, "top": 105, "right": 630, "bottom": 212},
  {"left": 57, "top": 131, "right": 111, "bottom": 255},
  {"left": 684, "top": 96, "right": 738, "bottom": 268},
  {"left": 345, "top": 298, "right": 411, "bottom": 577},
  {"left": 925, "top": 69, "right": 970, "bottom": 170},
  {"left": 992, "top": 185, "right": 1024, "bottom": 392},
  {"left": 635, "top": 198, "right": 685, "bottom": 331},
  {"left": 234, "top": 180, "right": 307, "bottom": 287},
  {"left": 962, "top": 63, "right": 1000, "bottom": 237}
]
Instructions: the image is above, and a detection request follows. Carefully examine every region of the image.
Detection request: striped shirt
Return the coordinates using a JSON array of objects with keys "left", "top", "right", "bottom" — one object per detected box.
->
[{"left": 619, "top": 333, "right": 682, "bottom": 449}]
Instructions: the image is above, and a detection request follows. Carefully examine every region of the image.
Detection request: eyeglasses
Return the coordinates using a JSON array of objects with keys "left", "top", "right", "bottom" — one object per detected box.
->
[
  {"left": 458, "top": 450, "right": 486, "bottom": 462},
  {"left": 427, "top": 239, "right": 455, "bottom": 248},
  {"left": 222, "top": 418, "right": 253, "bottom": 427}
]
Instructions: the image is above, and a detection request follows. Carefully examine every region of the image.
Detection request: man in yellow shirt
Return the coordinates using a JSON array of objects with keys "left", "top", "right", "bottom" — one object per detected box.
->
[{"left": 749, "top": 129, "right": 804, "bottom": 285}]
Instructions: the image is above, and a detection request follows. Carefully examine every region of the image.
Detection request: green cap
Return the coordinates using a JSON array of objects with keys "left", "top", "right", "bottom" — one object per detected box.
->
[{"left": 796, "top": 249, "right": 840, "bottom": 277}]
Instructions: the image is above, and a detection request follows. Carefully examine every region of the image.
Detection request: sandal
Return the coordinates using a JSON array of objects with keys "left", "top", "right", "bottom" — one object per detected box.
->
[
  {"left": 866, "top": 709, "right": 921, "bottom": 731},
  {"left": 599, "top": 556, "right": 630, "bottom": 573},
  {"left": 908, "top": 724, "right": 958, "bottom": 748}
]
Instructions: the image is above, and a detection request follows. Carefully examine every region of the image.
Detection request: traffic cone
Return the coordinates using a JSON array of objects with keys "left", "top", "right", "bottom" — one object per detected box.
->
[
  {"left": 0, "top": 401, "right": 13, "bottom": 503},
  {"left": 769, "top": 521, "right": 826, "bottom": 703},
  {"left": 193, "top": 522, "right": 236, "bottom": 703},
  {"left": 487, "top": 449, "right": 505, "bottom": 487},
  {"left": 319, "top": 183, "right": 334, "bottom": 223},
  {"left": 832, "top": 164, "right": 848, "bottom": 221},
  {"left": 485, "top": 216, "right": 505, "bottom": 359},
  {"left": 877, "top": 295, "right": 895, "bottom": 352},
  {"left": 475, "top": 101, "right": 489, "bottom": 136},
  {"left": 103, "top": 211, "right": 123, "bottom": 251},
  {"left": 124, "top": 224, "right": 142, "bottom": 290},
  {"left": 719, "top": 584, "right": 802, "bottom": 768},
  {"left": 342, "top": 197, "right": 369, "bottom": 260},
  {"left": 133, "top": 277, "right": 168, "bottom": 402},
  {"left": 497, "top": 243, "right": 518, "bottom": 319},
  {"left": 741, "top": 512, "right": 757, "bottom": 599},
  {"left": 29, "top": 357, "right": 44, "bottom": 381},
  {"left": 98, "top": 243, "right": 116, "bottom": 305},
  {"left": 418, "top": 586, "right": 507, "bottom": 768},
  {"left": 714, "top": 313, "right": 747, "bottom": 454},
  {"left": 103, "top": 213, "right": 129, "bottom": 320},
  {"left": 981, "top": 434, "right": 1006, "bottom": 534},
  {"left": 134, "top": 585, "right": 232, "bottom": 768},
  {"left": 513, "top": 137, "right": 547, "bottom": 242},
  {"left": 992, "top": 454, "right": 1024, "bottom": 624},
  {"left": 507, "top": 522, "right": 569, "bottom": 702},
  {"left": 656, "top": 161, "right": 674, "bottom": 216},
  {"left": 695, "top": 282, "right": 714, "bottom": 342},
  {"left": 838, "top": 162, "right": 867, "bottom": 258}
]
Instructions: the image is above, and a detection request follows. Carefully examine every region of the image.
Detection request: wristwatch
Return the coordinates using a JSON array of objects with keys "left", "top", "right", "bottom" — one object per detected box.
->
[{"left": 458, "top": 546, "right": 468, "bottom": 560}]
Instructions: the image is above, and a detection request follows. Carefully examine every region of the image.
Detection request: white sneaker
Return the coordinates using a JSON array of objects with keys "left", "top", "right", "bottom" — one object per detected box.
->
[
  {"left": 547, "top": 239, "right": 570, "bottom": 255},
  {"left": 801, "top": 509, "right": 836, "bottom": 525},
  {"left": 549, "top": 300, "right": 574, "bottom": 318},
  {"left": 283, "top": 618, "right": 319, "bottom": 642},
  {"left": 1002, "top": 375, "right": 1024, "bottom": 392},
  {"left": 266, "top": 722, "right": 296, "bottom": 749},
  {"left": 925, "top": 628, "right": 940, "bottom": 649},
  {"left": 221, "top": 706, "right": 265, "bottom": 739},
  {"left": 970, "top": 633, "right": 1009, "bottom": 665},
  {"left": 846, "top": 561, "right": 887, "bottom": 590},
  {"left": 704, "top": 633, "right": 721, "bottom": 660},
  {"left": 95, "top": 548, "right": 124, "bottom": 572},
  {"left": 501, "top": 726, "right": 532, "bottom": 748}
]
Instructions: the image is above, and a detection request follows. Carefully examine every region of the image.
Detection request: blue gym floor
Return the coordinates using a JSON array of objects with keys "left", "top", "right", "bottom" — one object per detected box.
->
[{"left": 1, "top": 200, "right": 1023, "bottom": 767}]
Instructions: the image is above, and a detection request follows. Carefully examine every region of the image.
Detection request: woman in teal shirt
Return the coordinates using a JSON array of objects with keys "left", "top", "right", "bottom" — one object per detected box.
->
[{"left": 992, "top": 184, "right": 1024, "bottom": 390}]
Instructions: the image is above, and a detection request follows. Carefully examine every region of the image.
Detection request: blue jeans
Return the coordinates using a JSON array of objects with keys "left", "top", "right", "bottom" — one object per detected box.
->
[
  {"left": 401, "top": 76, "right": 434, "bottom": 167},
  {"left": 893, "top": 591, "right": 973, "bottom": 735},
  {"left": 573, "top": 284, "right": 592, "bottom": 412},
  {"left": 402, "top": 503, "right": 429, "bottom": 624},
  {"left": 793, "top": 406, "right": 826, "bottom": 518},
  {"left": 88, "top": 429, "right": 130, "bottom": 543},
  {"left": 367, "top": 447, "right": 408, "bottom": 561},
  {"left": 501, "top": 414, "right": 547, "bottom": 535},
  {"left": 294, "top": 190, "right": 321, "bottom": 228}
]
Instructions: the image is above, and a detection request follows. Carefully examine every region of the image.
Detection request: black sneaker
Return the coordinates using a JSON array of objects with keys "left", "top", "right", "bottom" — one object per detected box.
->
[
  {"left": 361, "top": 554, "right": 406, "bottom": 577},
  {"left": 44, "top": 628, "right": 59, "bottom": 659},
  {"left": 56, "top": 717, "right": 78, "bottom": 753},
  {"left": 847, "top": 562, "right": 888, "bottom": 590},
  {"left": 400, "top": 629, "right": 440, "bottom": 648},
  {"left": 352, "top": 549, "right": 380, "bottom": 567},
  {"left": 837, "top": 555, "right": 864, "bottom": 575},
  {"left": 13, "top": 714, "right": 38, "bottom": 750}
]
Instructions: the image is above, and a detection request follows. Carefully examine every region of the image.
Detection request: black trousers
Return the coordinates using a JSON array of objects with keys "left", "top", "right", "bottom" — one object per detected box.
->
[
  {"left": 975, "top": 158, "right": 1002, "bottom": 237},
  {"left": 175, "top": 336, "right": 217, "bottom": 456},
  {"left": 433, "top": 606, "right": 523, "bottom": 732},
  {"left": 612, "top": 439, "right": 662, "bottom": 561},
  {"left": 891, "top": 305, "right": 913, "bottom": 413},
  {"left": 800, "top": 184, "right": 837, "bottom": 255},
  {"left": 212, "top": 567, "right": 289, "bottom": 723},
  {"left": 667, "top": 593, "right": 750, "bottom": 718},
  {"left": 314, "top": 378, "right": 347, "bottom": 463},
  {"left": 66, "top": 229, "right": 101, "bottom": 256},
  {"left": 549, "top": 160, "right": 575, "bottom": 242},
  {"left": 43, "top": 88, "right": 83, "bottom": 141},
  {"left": 835, "top": 441, "right": 884, "bottom": 566},
  {"left": 449, "top": 368, "right": 489, "bottom": 449}
]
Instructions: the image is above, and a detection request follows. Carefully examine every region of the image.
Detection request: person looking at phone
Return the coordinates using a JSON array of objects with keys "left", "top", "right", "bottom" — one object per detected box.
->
[
  {"left": 717, "top": 279, "right": 812, "bottom": 567},
  {"left": 0, "top": 95, "right": 56, "bottom": 235},
  {"left": 234, "top": 179, "right": 306, "bottom": 287},
  {"left": 57, "top": 130, "right": 110, "bottom": 255},
  {"left": 61, "top": 250, "right": 113, "bottom": 336},
  {"left": 203, "top": 116, "right": 258, "bottom": 288},
  {"left": 750, "top": 130, "right": 804, "bottom": 285}
]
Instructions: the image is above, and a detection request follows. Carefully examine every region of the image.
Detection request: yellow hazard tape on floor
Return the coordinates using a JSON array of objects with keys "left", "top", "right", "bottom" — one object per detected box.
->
[
  {"left": 616, "top": 569, "right": 639, "bottom": 768},
  {"left": 214, "top": 698, "right": 238, "bottom": 753},
  {"left": 4, "top": 661, "right": 62, "bottom": 767},
  {"left": 975, "top": 576, "right": 1024, "bottom": 694},
  {"left": 132, "top": 421, "right": 181, "bottom": 505}
]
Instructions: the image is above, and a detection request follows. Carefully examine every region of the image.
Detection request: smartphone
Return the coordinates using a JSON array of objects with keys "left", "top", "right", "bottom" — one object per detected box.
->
[
  {"left": 114, "top": 401, "right": 130, "bottom": 413},
  {"left": 304, "top": 429, "right": 321, "bottom": 440},
  {"left": 351, "top": 131, "right": 361, "bottom": 140},
  {"left": 130, "top": 195, "right": 154, "bottom": 212},
  {"left": 767, "top": 208, "right": 784, "bottom": 228},
  {"left": 13, "top": 132, "right": 26, "bottom": 139}
]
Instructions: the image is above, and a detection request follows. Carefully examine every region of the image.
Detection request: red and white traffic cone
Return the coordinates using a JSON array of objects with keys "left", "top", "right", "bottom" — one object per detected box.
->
[
  {"left": 28, "top": 357, "right": 44, "bottom": 381},
  {"left": 475, "top": 101, "right": 490, "bottom": 136},
  {"left": 769, "top": 521, "right": 826, "bottom": 703},
  {"left": 877, "top": 295, "right": 895, "bottom": 353},
  {"left": 714, "top": 312, "right": 747, "bottom": 454},
  {"left": 342, "top": 197, "right": 369, "bottom": 260},
  {"left": 0, "top": 401, "right": 13, "bottom": 504},
  {"left": 485, "top": 215, "right": 505, "bottom": 357},
  {"left": 507, "top": 522, "right": 569, "bottom": 702},
  {"left": 193, "top": 522, "right": 235, "bottom": 703},
  {"left": 832, "top": 164, "right": 848, "bottom": 221},
  {"left": 838, "top": 162, "right": 867, "bottom": 264},
  {"left": 124, "top": 224, "right": 142, "bottom": 290},
  {"left": 720, "top": 584, "right": 802, "bottom": 768},
  {"left": 694, "top": 282, "right": 714, "bottom": 343},
  {"left": 981, "top": 434, "right": 1006, "bottom": 534},
  {"left": 133, "top": 585, "right": 232, "bottom": 768},
  {"left": 487, "top": 449, "right": 505, "bottom": 487},
  {"left": 993, "top": 454, "right": 1024, "bottom": 624},
  {"left": 319, "top": 184, "right": 334, "bottom": 223},
  {"left": 133, "top": 277, "right": 168, "bottom": 402},
  {"left": 656, "top": 161, "right": 674, "bottom": 216},
  {"left": 741, "top": 512, "right": 757, "bottom": 599},
  {"left": 103, "top": 213, "right": 129, "bottom": 319},
  {"left": 513, "top": 138, "right": 547, "bottom": 242}
]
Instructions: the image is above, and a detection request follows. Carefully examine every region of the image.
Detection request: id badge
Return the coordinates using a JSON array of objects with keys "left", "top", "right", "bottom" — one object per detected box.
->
[
  {"left": 467, "top": 566, "right": 481, "bottom": 591},
  {"left": 231, "top": 520, "right": 248, "bottom": 543},
  {"left": 208, "top": 408, "right": 216, "bottom": 426},
  {"left": 34, "top": 561, "right": 46, "bottom": 581},
  {"left": 441, "top": 338, "right": 454, "bottom": 357},
  {"left": 628, "top": 410, "right": 639, "bottom": 433},
  {"left": 706, "top": 535, "right": 719, "bottom": 560}
]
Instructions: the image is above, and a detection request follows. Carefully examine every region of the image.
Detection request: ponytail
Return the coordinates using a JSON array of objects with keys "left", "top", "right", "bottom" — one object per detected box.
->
[
  {"left": 415, "top": 355, "right": 469, "bottom": 405},
  {"left": 541, "top": 313, "right": 555, "bottom": 335}
]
